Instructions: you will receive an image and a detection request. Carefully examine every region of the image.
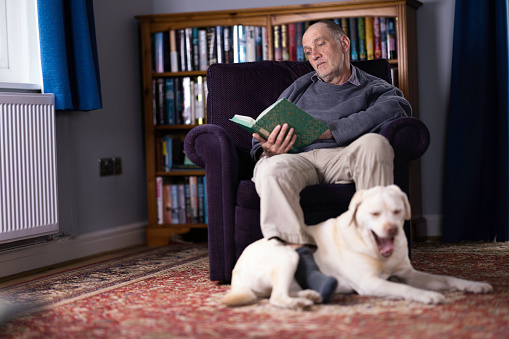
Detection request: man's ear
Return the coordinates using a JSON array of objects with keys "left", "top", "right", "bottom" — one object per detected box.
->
[
  {"left": 340, "top": 35, "right": 350, "bottom": 53},
  {"left": 348, "top": 189, "right": 364, "bottom": 225}
]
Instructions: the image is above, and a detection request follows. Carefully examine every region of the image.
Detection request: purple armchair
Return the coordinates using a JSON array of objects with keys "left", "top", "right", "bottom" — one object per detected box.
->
[{"left": 184, "top": 59, "right": 430, "bottom": 282}]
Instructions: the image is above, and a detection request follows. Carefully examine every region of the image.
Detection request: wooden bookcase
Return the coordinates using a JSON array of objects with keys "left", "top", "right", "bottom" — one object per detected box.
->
[{"left": 136, "top": 0, "right": 423, "bottom": 246}]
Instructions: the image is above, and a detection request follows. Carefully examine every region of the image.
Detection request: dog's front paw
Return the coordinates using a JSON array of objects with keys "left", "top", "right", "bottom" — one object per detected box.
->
[
  {"left": 297, "top": 289, "right": 323, "bottom": 304},
  {"left": 413, "top": 290, "right": 445, "bottom": 304},
  {"left": 460, "top": 281, "right": 494, "bottom": 294}
]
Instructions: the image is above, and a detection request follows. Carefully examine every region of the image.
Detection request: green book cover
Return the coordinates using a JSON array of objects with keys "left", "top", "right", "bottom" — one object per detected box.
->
[{"left": 229, "top": 98, "right": 328, "bottom": 153}]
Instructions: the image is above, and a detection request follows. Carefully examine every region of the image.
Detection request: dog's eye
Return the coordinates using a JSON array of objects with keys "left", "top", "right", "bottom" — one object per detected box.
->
[
  {"left": 393, "top": 209, "right": 402, "bottom": 215},
  {"left": 371, "top": 212, "right": 381, "bottom": 217}
]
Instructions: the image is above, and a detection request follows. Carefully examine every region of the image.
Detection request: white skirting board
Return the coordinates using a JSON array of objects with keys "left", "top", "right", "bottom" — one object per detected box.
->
[
  {"left": 0, "top": 222, "right": 146, "bottom": 278},
  {"left": 414, "top": 214, "right": 443, "bottom": 240}
]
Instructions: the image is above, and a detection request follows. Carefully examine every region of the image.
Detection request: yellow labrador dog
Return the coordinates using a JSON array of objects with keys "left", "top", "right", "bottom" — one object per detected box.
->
[{"left": 222, "top": 185, "right": 493, "bottom": 309}]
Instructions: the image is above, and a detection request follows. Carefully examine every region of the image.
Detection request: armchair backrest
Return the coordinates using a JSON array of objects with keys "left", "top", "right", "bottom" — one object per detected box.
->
[{"left": 206, "top": 59, "right": 392, "bottom": 155}]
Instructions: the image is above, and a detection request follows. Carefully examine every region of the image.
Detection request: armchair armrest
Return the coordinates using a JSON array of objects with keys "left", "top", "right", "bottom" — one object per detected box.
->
[
  {"left": 379, "top": 117, "right": 430, "bottom": 161},
  {"left": 184, "top": 124, "right": 240, "bottom": 281}
]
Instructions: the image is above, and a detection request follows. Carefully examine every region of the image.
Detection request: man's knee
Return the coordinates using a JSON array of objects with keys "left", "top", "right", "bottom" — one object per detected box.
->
[{"left": 357, "top": 133, "right": 394, "bottom": 160}]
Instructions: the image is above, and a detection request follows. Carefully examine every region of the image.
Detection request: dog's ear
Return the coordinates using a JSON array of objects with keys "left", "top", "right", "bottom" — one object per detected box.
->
[
  {"left": 348, "top": 189, "right": 365, "bottom": 225},
  {"left": 387, "top": 185, "right": 411, "bottom": 220}
]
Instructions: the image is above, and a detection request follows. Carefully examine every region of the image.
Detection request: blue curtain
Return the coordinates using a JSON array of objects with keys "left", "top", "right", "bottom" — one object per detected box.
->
[
  {"left": 443, "top": 0, "right": 509, "bottom": 242},
  {"left": 37, "top": 0, "right": 102, "bottom": 111}
]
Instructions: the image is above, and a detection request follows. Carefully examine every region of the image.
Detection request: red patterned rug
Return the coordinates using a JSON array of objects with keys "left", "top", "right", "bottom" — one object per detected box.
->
[{"left": 0, "top": 241, "right": 508, "bottom": 338}]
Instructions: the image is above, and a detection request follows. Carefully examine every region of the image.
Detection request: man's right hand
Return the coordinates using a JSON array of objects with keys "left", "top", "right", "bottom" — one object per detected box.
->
[{"left": 253, "top": 123, "right": 296, "bottom": 158}]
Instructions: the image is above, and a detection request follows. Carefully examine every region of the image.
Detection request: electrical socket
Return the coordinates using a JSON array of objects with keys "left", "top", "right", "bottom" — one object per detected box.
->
[
  {"left": 99, "top": 157, "right": 122, "bottom": 176},
  {"left": 99, "top": 158, "right": 114, "bottom": 176},
  {"left": 113, "top": 157, "right": 122, "bottom": 174}
]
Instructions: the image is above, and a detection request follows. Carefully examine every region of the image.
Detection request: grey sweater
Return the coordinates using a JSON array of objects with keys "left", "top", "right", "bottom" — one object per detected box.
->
[{"left": 250, "top": 65, "right": 412, "bottom": 162}]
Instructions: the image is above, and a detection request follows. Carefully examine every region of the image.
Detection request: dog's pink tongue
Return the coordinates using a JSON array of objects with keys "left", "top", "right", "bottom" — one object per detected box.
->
[{"left": 378, "top": 237, "right": 394, "bottom": 257}]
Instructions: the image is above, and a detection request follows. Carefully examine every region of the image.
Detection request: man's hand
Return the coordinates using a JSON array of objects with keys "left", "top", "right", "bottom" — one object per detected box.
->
[{"left": 253, "top": 123, "right": 296, "bottom": 158}]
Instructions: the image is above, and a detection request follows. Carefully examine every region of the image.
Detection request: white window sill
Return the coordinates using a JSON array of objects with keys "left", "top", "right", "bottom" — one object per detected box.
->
[{"left": 0, "top": 82, "right": 41, "bottom": 92}]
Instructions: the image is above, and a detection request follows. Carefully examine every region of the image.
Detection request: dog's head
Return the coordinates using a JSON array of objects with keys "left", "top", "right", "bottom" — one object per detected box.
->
[{"left": 348, "top": 185, "right": 411, "bottom": 258}]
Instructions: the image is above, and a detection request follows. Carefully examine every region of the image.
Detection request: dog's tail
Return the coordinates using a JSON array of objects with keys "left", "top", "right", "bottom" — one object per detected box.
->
[{"left": 221, "top": 286, "right": 257, "bottom": 307}]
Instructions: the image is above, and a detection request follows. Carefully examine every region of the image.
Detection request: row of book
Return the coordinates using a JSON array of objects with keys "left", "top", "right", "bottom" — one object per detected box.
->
[
  {"left": 156, "top": 135, "right": 201, "bottom": 172},
  {"left": 153, "top": 76, "right": 206, "bottom": 126},
  {"left": 156, "top": 176, "right": 207, "bottom": 225},
  {"left": 151, "top": 17, "right": 398, "bottom": 73},
  {"left": 152, "top": 26, "right": 268, "bottom": 73}
]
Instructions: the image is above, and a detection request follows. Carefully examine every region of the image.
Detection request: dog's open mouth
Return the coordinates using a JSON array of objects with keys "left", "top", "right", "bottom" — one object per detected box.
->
[{"left": 372, "top": 231, "right": 394, "bottom": 258}]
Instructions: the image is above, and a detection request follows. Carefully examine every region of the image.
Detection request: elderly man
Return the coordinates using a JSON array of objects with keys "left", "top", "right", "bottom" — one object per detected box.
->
[{"left": 250, "top": 20, "right": 412, "bottom": 302}]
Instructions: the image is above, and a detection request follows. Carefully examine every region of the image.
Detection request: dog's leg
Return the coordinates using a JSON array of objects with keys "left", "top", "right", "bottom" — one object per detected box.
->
[
  {"left": 269, "top": 252, "right": 319, "bottom": 310},
  {"left": 399, "top": 269, "right": 493, "bottom": 294},
  {"left": 356, "top": 276, "right": 446, "bottom": 304}
]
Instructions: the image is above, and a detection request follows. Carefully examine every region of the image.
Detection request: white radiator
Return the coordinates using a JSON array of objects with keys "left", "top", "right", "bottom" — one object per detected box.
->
[{"left": 0, "top": 92, "right": 58, "bottom": 244}]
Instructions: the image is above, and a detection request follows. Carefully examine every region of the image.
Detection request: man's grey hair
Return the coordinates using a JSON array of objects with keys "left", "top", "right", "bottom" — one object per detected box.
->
[{"left": 313, "top": 20, "right": 347, "bottom": 42}]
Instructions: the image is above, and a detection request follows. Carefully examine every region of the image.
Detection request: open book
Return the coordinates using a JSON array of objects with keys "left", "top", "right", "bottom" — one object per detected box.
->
[{"left": 229, "top": 98, "right": 328, "bottom": 152}]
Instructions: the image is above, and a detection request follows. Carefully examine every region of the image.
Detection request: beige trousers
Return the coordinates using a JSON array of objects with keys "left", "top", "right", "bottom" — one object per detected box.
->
[{"left": 252, "top": 133, "right": 395, "bottom": 245}]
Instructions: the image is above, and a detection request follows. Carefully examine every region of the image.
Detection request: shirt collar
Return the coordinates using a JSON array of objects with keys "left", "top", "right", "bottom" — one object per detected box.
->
[{"left": 311, "top": 64, "right": 360, "bottom": 86}]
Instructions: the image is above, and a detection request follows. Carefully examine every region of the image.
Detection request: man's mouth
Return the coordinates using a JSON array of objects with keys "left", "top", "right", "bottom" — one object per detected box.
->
[{"left": 372, "top": 231, "right": 394, "bottom": 258}]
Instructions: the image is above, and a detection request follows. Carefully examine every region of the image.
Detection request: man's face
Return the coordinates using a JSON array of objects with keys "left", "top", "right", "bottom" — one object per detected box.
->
[{"left": 302, "top": 23, "right": 350, "bottom": 85}]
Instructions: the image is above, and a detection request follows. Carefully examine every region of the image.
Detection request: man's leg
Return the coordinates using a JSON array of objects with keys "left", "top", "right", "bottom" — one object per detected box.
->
[
  {"left": 252, "top": 153, "right": 337, "bottom": 302},
  {"left": 320, "top": 133, "right": 394, "bottom": 189}
]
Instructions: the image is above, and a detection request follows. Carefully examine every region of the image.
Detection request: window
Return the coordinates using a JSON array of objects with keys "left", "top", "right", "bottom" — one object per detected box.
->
[{"left": 0, "top": 0, "right": 41, "bottom": 91}]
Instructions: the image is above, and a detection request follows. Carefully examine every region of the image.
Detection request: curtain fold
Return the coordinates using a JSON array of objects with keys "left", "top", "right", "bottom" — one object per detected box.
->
[
  {"left": 443, "top": 0, "right": 509, "bottom": 242},
  {"left": 37, "top": 0, "right": 102, "bottom": 111}
]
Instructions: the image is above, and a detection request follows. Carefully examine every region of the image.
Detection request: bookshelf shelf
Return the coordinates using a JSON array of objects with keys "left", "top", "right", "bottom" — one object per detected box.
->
[{"left": 136, "top": 0, "right": 422, "bottom": 246}]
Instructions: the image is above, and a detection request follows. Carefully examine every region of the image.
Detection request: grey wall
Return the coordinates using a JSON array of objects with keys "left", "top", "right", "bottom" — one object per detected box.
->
[{"left": 56, "top": 0, "right": 151, "bottom": 236}]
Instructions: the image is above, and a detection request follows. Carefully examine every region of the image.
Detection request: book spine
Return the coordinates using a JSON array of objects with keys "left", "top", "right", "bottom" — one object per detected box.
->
[
  {"left": 237, "top": 25, "right": 246, "bottom": 63},
  {"left": 207, "top": 27, "right": 217, "bottom": 65},
  {"left": 197, "top": 177, "right": 205, "bottom": 223},
  {"left": 178, "top": 183, "right": 186, "bottom": 223},
  {"left": 387, "top": 17, "right": 397, "bottom": 59},
  {"left": 262, "top": 27, "right": 268, "bottom": 60},
  {"left": 224, "top": 26, "right": 232, "bottom": 63},
  {"left": 233, "top": 25, "right": 239, "bottom": 63},
  {"left": 185, "top": 28, "right": 193, "bottom": 71},
  {"left": 164, "top": 78, "right": 175, "bottom": 125},
  {"left": 189, "top": 176, "right": 199, "bottom": 223},
  {"left": 192, "top": 28, "right": 200, "bottom": 70},
  {"left": 281, "top": 24, "right": 289, "bottom": 61},
  {"left": 182, "top": 77, "right": 192, "bottom": 125},
  {"left": 198, "top": 29, "right": 208, "bottom": 70},
  {"left": 349, "top": 18, "right": 358, "bottom": 61},
  {"left": 170, "top": 184, "right": 180, "bottom": 224},
  {"left": 296, "top": 22, "right": 304, "bottom": 61},
  {"left": 373, "top": 17, "right": 382, "bottom": 59},
  {"left": 157, "top": 78, "right": 164, "bottom": 125},
  {"left": 163, "top": 184, "right": 172, "bottom": 224},
  {"left": 255, "top": 26, "right": 263, "bottom": 61},
  {"left": 216, "top": 26, "right": 224, "bottom": 64},
  {"left": 380, "top": 17, "right": 388, "bottom": 59},
  {"left": 194, "top": 76, "right": 205, "bottom": 124},
  {"left": 288, "top": 23, "right": 296, "bottom": 61},
  {"left": 273, "top": 25, "right": 282, "bottom": 61},
  {"left": 365, "top": 17, "right": 374, "bottom": 60},
  {"left": 184, "top": 177, "right": 192, "bottom": 224},
  {"left": 178, "top": 29, "right": 187, "bottom": 72},
  {"left": 245, "top": 26, "right": 256, "bottom": 62},
  {"left": 156, "top": 177, "right": 164, "bottom": 224},
  {"left": 153, "top": 32, "right": 164, "bottom": 73},
  {"left": 163, "top": 31, "right": 171, "bottom": 72},
  {"left": 169, "top": 30, "right": 179, "bottom": 72},
  {"left": 341, "top": 18, "right": 349, "bottom": 36},
  {"left": 357, "top": 17, "right": 366, "bottom": 60}
]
